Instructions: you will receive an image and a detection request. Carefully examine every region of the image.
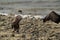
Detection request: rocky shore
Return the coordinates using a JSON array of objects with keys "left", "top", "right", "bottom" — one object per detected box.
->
[{"left": 0, "top": 14, "right": 60, "bottom": 40}]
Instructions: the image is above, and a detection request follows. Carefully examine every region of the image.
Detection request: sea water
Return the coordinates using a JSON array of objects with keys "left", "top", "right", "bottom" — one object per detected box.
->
[{"left": 0, "top": 0, "right": 60, "bottom": 16}]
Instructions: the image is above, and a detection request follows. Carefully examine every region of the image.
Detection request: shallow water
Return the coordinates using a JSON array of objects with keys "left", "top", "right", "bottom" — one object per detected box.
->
[{"left": 0, "top": 0, "right": 60, "bottom": 15}]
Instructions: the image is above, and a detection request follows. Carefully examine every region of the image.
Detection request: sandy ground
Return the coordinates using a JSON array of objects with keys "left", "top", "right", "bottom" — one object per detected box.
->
[{"left": 0, "top": 14, "right": 60, "bottom": 40}]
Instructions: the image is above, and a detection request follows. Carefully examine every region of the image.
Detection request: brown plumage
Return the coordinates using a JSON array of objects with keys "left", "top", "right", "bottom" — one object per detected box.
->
[
  {"left": 43, "top": 11, "right": 60, "bottom": 24},
  {"left": 11, "top": 15, "right": 22, "bottom": 33}
]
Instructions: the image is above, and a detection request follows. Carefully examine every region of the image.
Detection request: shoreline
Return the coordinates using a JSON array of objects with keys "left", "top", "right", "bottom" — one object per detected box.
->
[{"left": 0, "top": 12, "right": 45, "bottom": 19}]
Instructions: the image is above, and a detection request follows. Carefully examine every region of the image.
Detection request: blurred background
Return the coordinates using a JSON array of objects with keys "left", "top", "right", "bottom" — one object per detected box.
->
[{"left": 0, "top": 0, "right": 60, "bottom": 15}]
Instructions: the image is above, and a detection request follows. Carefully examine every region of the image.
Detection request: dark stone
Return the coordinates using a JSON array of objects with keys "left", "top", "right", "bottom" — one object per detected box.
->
[
  {"left": 18, "top": 10, "right": 22, "bottom": 14},
  {"left": 21, "top": 34, "right": 26, "bottom": 38},
  {"left": 11, "top": 34, "right": 15, "bottom": 37},
  {"left": 43, "top": 11, "right": 60, "bottom": 24}
]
